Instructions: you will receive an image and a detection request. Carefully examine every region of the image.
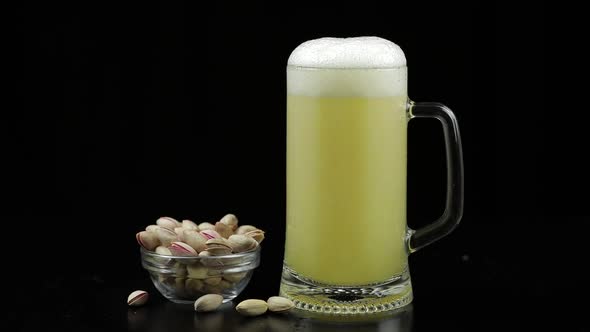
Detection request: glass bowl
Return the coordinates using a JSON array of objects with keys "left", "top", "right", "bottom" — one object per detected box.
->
[{"left": 140, "top": 246, "right": 260, "bottom": 304}]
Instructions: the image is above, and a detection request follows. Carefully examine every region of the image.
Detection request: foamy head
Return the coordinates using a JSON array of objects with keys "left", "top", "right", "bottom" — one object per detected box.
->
[
  {"left": 287, "top": 37, "right": 407, "bottom": 97},
  {"left": 288, "top": 37, "right": 406, "bottom": 69}
]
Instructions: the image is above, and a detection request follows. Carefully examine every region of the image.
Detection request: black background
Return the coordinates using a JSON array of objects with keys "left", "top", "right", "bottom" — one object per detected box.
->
[{"left": 10, "top": 1, "right": 570, "bottom": 331}]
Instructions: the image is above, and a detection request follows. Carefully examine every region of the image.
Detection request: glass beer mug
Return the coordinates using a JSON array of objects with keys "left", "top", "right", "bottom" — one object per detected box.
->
[{"left": 279, "top": 37, "right": 464, "bottom": 314}]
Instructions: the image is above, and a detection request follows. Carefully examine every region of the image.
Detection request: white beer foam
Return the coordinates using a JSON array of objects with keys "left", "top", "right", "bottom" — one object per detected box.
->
[
  {"left": 288, "top": 37, "right": 406, "bottom": 69},
  {"left": 287, "top": 37, "right": 407, "bottom": 97}
]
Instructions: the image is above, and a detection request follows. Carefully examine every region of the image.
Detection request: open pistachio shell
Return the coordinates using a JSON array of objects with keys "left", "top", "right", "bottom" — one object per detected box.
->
[
  {"left": 183, "top": 229, "right": 207, "bottom": 252},
  {"left": 155, "top": 227, "right": 178, "bottom": 247},
  {"left": 127, "top": 290, "right": 149, "bottom": 306},
  {"left": 236, "top": 225, "right": 257, "bottom": 235},
  {"left": 227, "top": 234, "right": 258, "bottom": 253},
  {"left": 136, "top": 231, "right": 160, "bottom": 251},
  {"left": 169, "top": 241, "right": 198, "bottom": 256}
]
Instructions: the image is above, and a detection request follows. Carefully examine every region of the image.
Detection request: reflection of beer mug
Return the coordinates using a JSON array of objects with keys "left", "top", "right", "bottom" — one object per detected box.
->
[{"left": 280, "top": 37, "right": 464, "bottom": 314}]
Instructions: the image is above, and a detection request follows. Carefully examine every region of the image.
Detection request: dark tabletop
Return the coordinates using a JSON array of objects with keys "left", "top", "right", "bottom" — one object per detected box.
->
[
  {"left": 14, "top": 216, "right": 582, "bottom": 332},
  {"left": 18, "top": 274, "right": 574, "bottom": 332}
]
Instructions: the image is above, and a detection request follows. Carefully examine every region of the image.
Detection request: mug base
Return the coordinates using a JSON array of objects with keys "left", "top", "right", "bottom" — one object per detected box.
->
[{"left": 279, "top": 265, "right": 413, "bottom": 315}]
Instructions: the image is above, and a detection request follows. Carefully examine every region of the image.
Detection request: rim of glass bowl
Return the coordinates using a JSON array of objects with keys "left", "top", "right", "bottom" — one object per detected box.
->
[{"left": 140, "top": 245, "right": 260, "bottom": 262}]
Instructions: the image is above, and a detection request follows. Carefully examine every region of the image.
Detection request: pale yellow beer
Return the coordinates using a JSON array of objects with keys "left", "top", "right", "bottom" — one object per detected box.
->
[
  {"left": 286, "top": 66, "right": 409, "bottom": 285},
  {"left": 282, "top": 37, "right": 464, "bottom": 314}
]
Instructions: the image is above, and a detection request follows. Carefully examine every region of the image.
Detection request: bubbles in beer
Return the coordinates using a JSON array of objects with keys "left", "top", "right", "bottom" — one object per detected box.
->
[{"left": 288, "top": 37, "right": 406, "bottom": 69}]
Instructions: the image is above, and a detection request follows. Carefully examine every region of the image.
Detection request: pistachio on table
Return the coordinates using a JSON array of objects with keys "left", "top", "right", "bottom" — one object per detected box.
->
[
  {"left": 236, "top": 299, "right": 268, "bottom": 316},
  {"left": 127, "top": 290, "right": 149, "bottom": 306},
  {"left": 267, "top": 296, "right": 294, "bottom": 313},
  {"left": 194, "top": 294, "right": 224, "bottom": 312}
]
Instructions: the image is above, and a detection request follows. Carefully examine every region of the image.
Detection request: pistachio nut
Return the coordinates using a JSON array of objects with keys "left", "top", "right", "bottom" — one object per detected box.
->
[
  {"left": 198, "top": 222, "right": 215, "bottom": 231},
  {"left": 136, "top": 231, "right": 160, "bottom": 251},
  {"left": 156, "top": 216, "right": 180, "bottom": 230},
  {"left": 187, "top": 264, "right": 209, "bottom": 279},
  {"left": 155, "top": 246, "right": 172, "bottom": 256},
  {"left": 157, "top": 274, "right": 175, "bottom": 286},
  {"left": 174, "top": 262, "right": 188, "bottom": 276},
  {"left": 199, "top": 250, "right": 224, "bottom": 267},
  {"left": 198, "top": 250, "right": 211, "bottom": 257},
  {"left": 205, "top": 238, "right": 233, "bottom": 255},
  {"left": 127, "top": 290, "right": 149, "bottom": 306},
  {"left": 267, "top": 296, "right": 294, "bottom": 313},
  {"left": 220, "top": 213, "right": 239, "bottom": 230},
  {"left": 227, "top": 234, "right": 258, "bottom": 253},
  {"left": 183, "top": 229, "right": 207, "bottom": 252},
  {"left": 175, "top": 277, "right": 186, "bottom": 295},
  {"left": 236, "top": 225, "right": 257, "bottom": 235},
  {"left": 185, "top": 278, "right": 204, "bottom": 294},
  {"left": 204, "top": 276, "right": 222, "bottom": 285},
  {"left": 194, "top": 294, "right": 223, "bottom": 312},
  {"left": 145, "top": 224, "right": 160, "bottom": 232},
  {"left": 155, "top": 227, "right": 178, "bottom": 246},
  {"left": 236, "top": 299, "right": 268, "bottom": 316},
  {"left": 245, "top": 229, "right": 265, "bottom": 244},
  {"left": 182, "top": 219, "right": 199, "bottom": 230},
  {"left": 223, "top": 272, "right": 247, "bottom": 283},
  {"left": 169, "top": 241, "right": 198, "bottom": 256},
  {"left": 200, "top": 229, "right": 221, "bottom": 240},
  {"left": 214, "top": 221, "right": 233, "bottom": 239},
  {"left": 218, "top": 279, "right": 233, "bottom": 290},
  {"left": 174, "top": 227, "right": 185, "bottom": 241},
  {"left": 203, "top": 284, "right": 223, "bottom": 294}
]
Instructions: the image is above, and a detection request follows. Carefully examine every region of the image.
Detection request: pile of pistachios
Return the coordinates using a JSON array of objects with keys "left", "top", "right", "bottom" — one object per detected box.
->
[
  {"left": 130, "top": 215, "right": 294, "bottom": 315},
  {"left": 136, "top": 214, "right": 265, "bottom": 296},
  {"left": 136, "top": 214, "right": 265, "bottom": 256}
]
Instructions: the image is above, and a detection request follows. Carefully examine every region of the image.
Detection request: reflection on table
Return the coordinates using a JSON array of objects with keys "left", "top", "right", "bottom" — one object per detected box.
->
[{"left": 128, "top": 300, "right": 413, "bottom": 332}]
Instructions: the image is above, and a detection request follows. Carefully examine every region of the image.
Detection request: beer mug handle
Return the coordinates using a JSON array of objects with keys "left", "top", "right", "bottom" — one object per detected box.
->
[{"left": 407, "top": 101, "right": 464, "bottom": 252}]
